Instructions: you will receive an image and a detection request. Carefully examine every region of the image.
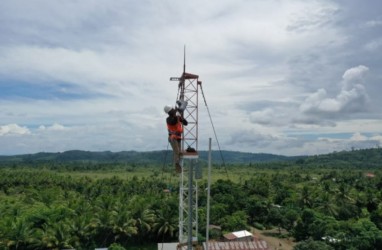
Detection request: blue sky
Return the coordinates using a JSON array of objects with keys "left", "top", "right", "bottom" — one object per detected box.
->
[{"left": 0, "top": 0, "right": 382, "bottom": 156}]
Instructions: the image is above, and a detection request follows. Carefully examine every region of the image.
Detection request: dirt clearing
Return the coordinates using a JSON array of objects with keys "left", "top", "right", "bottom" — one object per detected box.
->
[{"left": 252, "top": 228, "right": 295, "bottom": 250}]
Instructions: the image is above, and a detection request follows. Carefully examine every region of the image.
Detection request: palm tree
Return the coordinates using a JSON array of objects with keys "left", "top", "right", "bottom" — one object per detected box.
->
[
  {"left": 69, "top": 213, "right": 96, "bottom": 249},
  {"left": 126, "top": 196, "right": 156, "bottom": 239},
  {"left": 153, "top": 208, "right": 178, "bottom": 242},
  {"left": 336, "top": 183, "right": 355, "bottom": 205},
  {"left": 37, "top": 222, "right": 74, "bottom": 250},
  {"left": 2, "top": 218, "right": 36, "bottom": 250},
  {"left": 315, "top": 192, "right": 339, "bottom": 217},
  {"left": 112, "top": 202, "right": 138, "bottom": 241},
  {"left": 136, "top": 209, "right": 155, "bottom": 235},
  {"left": 299, "top": 185, "right": 315, "bottom": 208},
  {"left": 92, "top": 209, "right": 115, "bottom": 246},
  {"left": 335, "top": 183, "right": 359, "bottom": 219}
]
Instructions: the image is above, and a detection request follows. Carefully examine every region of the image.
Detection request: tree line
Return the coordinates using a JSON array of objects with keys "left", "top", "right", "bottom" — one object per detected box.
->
[{"left": 2, "top": 147, "right": 382, "bottom": 169}]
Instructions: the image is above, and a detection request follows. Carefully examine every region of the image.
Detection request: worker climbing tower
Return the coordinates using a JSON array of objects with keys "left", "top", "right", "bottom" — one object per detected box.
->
[{"left": 170, "top": 48, "right": 202, "bottom": 249}]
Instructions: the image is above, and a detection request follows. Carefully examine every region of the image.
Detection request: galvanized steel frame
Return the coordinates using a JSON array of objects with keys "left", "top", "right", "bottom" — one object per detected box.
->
[{"left": 173, "top": 71, "right": 200, "bottom": 248}]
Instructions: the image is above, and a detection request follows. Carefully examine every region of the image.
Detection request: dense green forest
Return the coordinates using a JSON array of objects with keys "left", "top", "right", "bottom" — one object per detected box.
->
[{"left": 0, "top": 148, "right": 381, "bottom": 249}]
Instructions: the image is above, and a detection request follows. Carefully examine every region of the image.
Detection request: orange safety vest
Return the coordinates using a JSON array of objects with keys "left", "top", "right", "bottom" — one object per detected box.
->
[{"left": 167, "top": 117, "right": 183, "bottom": 140}]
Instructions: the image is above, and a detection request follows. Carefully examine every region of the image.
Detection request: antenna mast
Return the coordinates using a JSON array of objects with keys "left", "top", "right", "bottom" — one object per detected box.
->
[
  {"left": 183, "top": 45, "right": 186, "bottom": 74},
  {"left": 170, "top": 47, "right": 202, "bottom": 249}
]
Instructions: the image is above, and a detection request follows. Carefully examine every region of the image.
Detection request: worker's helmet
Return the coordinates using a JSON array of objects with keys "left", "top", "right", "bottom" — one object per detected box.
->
[{"left": 164, "top": 105, "right": 173, "bottom": 114}]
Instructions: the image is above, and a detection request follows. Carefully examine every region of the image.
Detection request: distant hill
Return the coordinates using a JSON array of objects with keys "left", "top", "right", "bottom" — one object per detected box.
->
[
  {"left": 0, "top": 149, "right": 300, "bottom": 165},
  {"left": 0, "top": 148, "right": 381, "bottom": 168},
  {"left": 301, "top": 147, "right": 382, "bottom": 168}
]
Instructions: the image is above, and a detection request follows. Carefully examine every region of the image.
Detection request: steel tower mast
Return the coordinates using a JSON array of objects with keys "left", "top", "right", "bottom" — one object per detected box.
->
[{"left": 170, "top": 48, "right": 202, "bottom": 249}]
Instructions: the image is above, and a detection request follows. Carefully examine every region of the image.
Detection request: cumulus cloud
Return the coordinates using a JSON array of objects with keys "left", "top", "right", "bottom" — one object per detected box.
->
[
  {"left": 350, "top": 132, "right": 368, "bottom": 141},
  {"left": 300, "top": 65, "right": 369, "bottom": 115},
  {"left": 0, "top": 124, "right": 30, "bottom": 136},
  {"left": 349, "top": 132, "right": 382, "bottom": 146},
  {"left": 249, "top": 108, "right": 276, "bottom": 126},
  {"left": 38, "top": 123, "right": 67, "bottom": 131},
  {"left": 342, "top": 65, "right": 369, "bottom": 84}
]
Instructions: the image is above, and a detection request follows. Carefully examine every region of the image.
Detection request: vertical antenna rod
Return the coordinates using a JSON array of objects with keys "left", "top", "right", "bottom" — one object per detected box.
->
[{"left": 183, "top": 45, "right": 186, "bottom": 74}]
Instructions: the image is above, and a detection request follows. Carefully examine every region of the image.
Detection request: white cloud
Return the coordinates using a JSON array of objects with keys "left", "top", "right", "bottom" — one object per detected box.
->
[
  {"left": 300, "top": 65, "right": 369, "bottom": 115},
  {"left": 342, "top": 65, "right": 369, "bottom": 84},
  {"left": 38, "top": 123, "right": 66, "bottom": 131},
  {"left": 349, "top": 132, "right": 382, "bottom": 146},
  {"left": 350, "top": 132, "right": 368, "bottom": 141},
  {"left": 249, "top": 108, "right": 275, "bottom": 126},
  {"left": 0, "top": 124, "right": 30, "bottom": 136}
]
